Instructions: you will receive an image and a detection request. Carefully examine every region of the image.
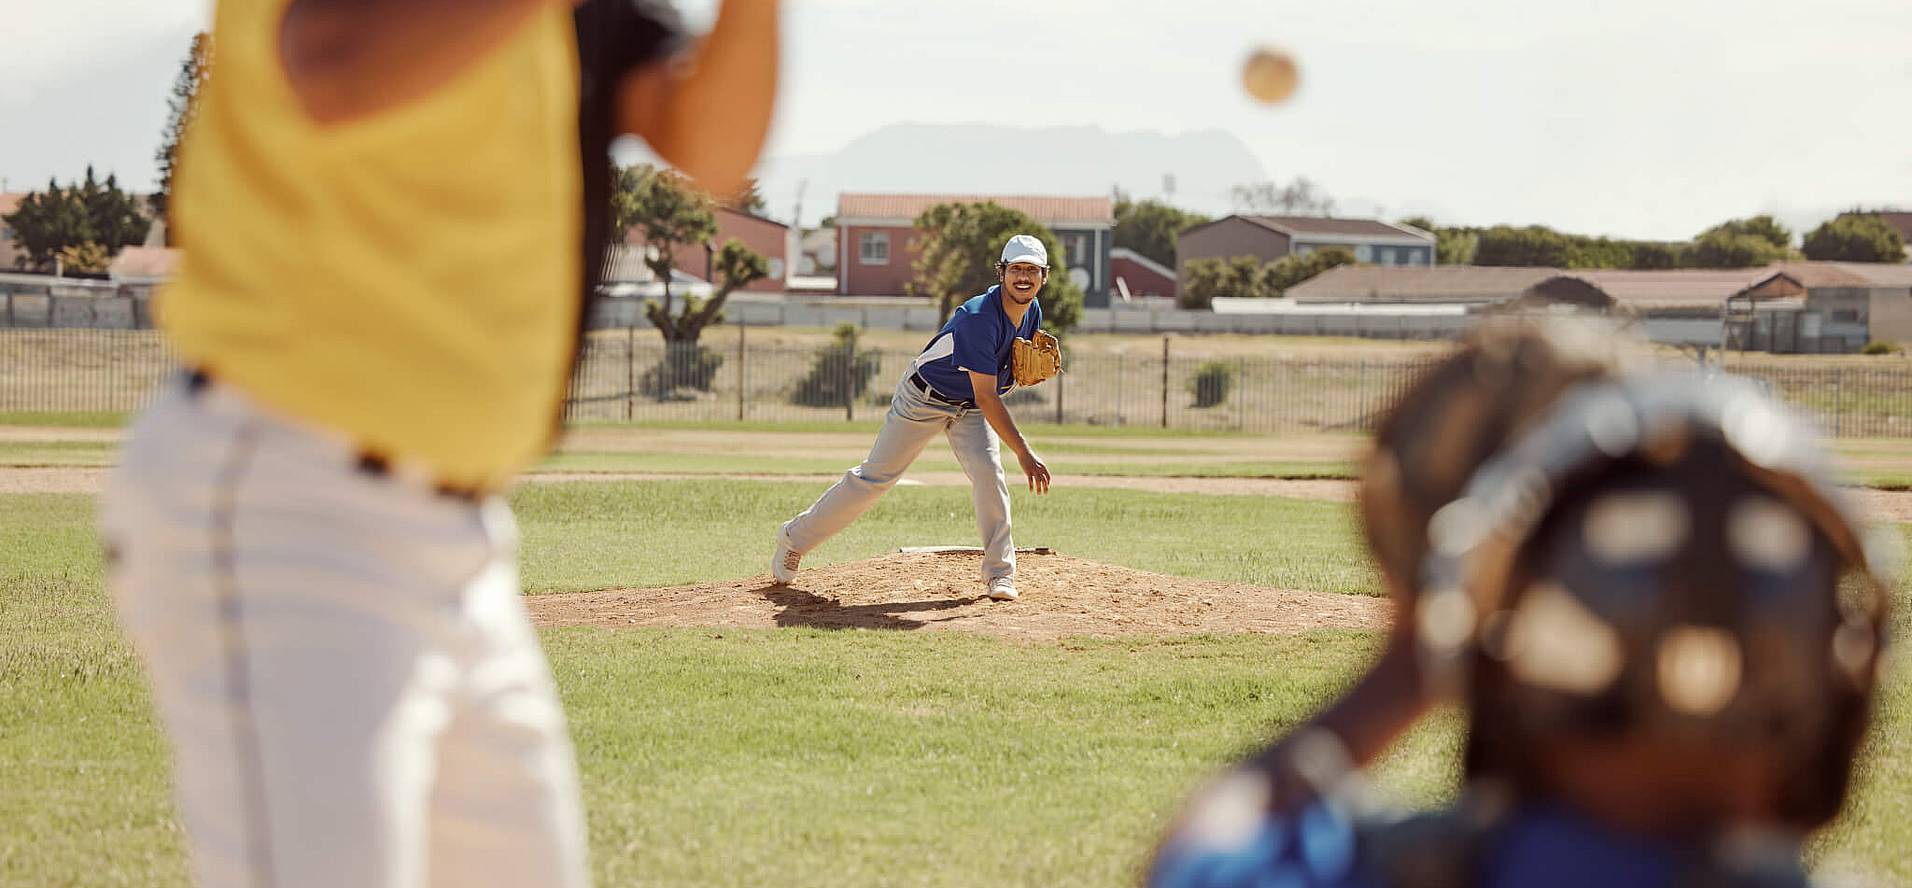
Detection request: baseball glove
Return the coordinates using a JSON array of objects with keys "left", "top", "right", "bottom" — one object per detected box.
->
[{"left": 1012, "top": 330, "right": 1062, "bottom": 387}]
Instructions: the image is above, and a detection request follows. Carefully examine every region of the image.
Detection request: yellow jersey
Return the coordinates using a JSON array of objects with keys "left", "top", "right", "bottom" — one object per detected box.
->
[{"left": 160, "top": 0, "right": 582, "bottom": 491}]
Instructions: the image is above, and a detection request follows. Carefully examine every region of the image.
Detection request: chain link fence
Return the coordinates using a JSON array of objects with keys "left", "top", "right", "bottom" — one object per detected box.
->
[{"left": 4, "top": 328, "right": 1909, "bottom": 438}]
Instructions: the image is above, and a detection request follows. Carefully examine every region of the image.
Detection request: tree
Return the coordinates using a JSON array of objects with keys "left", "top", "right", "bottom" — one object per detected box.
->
[
  {"left": 1178, "top": 255, "right": 1266, "bottom": 307},
  {"left": 1230, "top": 177, "right": 1334, "bottom": 216},
  {"left": 1113, "top": 197, "right": 1209, "bottom": 269},
  {"left": 56, "top": 242, "right": 112, "bottom": 275},
  {"left": 721, "top": 176, "right": 768, "bottom": 217},
  {"left": 908, "top": 201, "right": 1084, "bottom": 334},
  {"left": 611, "top": 163, "right": 769, "bottom": 394},
  {"left": 1177, "top": 258, "right": 1227, "bottom": 309},
  {"left": 153, "top": 32, "right": 213, "bottom": 234},
  {"left": 1401, "top": 217, "right": 1478, "bottom": 266},
  {"left": 1698, "top": 214, "right": 1791, "bottom": 250},
  {"left": 1, "top": 167, "right": 151, "bottom": 271},
  {"left": 1686, "top": 232, "right": 1788, "bottom": 269},
  {"left": 1627, "top": 242, "right": 1687, "bottom": 269},
  {"left": 1473, "top": 225, "right": 1577, "bottom": 267},
  {"left": 1263, "top": 247, "right": 1357, "bottom": 296},
  {"left": 1802, "top": 214, "right": 1908, "bottom": 263}
]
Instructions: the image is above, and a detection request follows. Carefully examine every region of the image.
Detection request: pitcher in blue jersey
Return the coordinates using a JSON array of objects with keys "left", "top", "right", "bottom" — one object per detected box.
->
[{"left": 770, "top": 235, "right": 1057, "bottom": 601}]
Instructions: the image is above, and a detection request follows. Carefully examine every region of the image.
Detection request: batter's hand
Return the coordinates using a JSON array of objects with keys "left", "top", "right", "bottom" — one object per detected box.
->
[{"left": 1018, "top": 449, "right": 1050, "bottom": 494}]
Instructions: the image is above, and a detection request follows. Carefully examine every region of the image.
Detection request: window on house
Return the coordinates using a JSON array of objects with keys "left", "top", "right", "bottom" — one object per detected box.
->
[
  {"left": 859, "top": 232, "right": 889, "bottom": 265},
  {"left": 1293, "top": 244, "right": 1315, "bottom": 256},
  {"left": 1354, "top": 244, "right": 1373, "bottom": 262},
  {"left": 1071, "top": 234, "right": 1092, "bottom": 266},
  {"left": 1830, "top": 309, "right": 1861, "bottom": 323}
]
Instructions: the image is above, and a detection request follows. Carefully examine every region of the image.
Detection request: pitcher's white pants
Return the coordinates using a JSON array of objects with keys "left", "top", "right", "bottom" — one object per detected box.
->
[
  {"left": 783, "top": 374, "right": 1015, "bottom": 580},
  {"left": 100, "top": 375, "right": 588, "bottom": 888}
]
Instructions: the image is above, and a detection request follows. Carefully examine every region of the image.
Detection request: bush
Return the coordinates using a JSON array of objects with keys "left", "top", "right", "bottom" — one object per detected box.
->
[
  {"left": 1189, "top": 361, "right": 1234, "bottom": 408},
  {"left": 791, "top": 324, "right": 882, "bottom": 407},
  {"left": 1860, "top": 341, "right": 1899, "bottom": 356},
  {"left": 641, "top": 342, "right": 723, "bottom": 397},
  {"left": 1803, "top": 214, "right": 1908, "bottom": 263}
]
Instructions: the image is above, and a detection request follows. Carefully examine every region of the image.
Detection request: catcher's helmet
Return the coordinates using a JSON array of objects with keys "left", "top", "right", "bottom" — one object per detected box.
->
[{"left": 1416, "top": 371, "right": 1896, "bottom": 824}]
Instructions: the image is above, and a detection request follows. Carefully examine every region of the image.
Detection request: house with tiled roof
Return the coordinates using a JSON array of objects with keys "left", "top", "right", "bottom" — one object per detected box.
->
[
  {"left": 1286, "top": 261, "right": 1912, "bottom": 352},
  {"left": 833, "top": 194, "right": 1114, "bottom": 303},
  {"left": 1728, "top": 261, "right": 1912, "bottom": 351},
  {"left": 1176, "top": 215, "right": 1435, "bottom": 282}
]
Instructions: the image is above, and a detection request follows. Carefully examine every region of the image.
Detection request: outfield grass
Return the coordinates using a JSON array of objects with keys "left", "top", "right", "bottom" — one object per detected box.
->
[
  {"left": 2, "top": 484, "right": 1910, "bottom": 885},
  {"left": 7, "top": 425, "right": 1912, "bottom": 490},
  {"left": 537, "top": 450, "right": 1358, "bottom": 480},
  {"left": 0, "top": 410, "right": 130, "bottom": 428},
  {"left": 512, "top": 480, "right": 1380, "bottom": 597}
]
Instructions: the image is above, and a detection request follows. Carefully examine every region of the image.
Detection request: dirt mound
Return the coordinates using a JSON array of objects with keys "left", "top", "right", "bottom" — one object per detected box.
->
[{"left": 527, "top": 551, "right": 1389, "bottom": 640}]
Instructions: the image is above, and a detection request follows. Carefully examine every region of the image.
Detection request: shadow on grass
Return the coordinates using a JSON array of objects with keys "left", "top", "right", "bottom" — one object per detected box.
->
[{"left": 760, "top": 585, "right": 982, "bottom": 631}]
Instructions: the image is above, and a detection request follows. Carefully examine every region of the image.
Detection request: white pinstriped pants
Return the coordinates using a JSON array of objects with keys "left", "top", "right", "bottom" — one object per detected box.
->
[{"left": 100, "top": 375, "right": 588, "bottom": 888}]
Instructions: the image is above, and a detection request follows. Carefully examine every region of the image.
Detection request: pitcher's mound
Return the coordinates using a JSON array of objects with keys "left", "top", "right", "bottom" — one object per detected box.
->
[{"left": 528, "top": 551, "right": 1388, "bottom": 640}]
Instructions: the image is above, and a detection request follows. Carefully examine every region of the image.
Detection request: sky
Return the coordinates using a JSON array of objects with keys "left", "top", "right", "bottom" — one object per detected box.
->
[{"left": 5, "top": 0, "right": 1910, "bottom": 241}]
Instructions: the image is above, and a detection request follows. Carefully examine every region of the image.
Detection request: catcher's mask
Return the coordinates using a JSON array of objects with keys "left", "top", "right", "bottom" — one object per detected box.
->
[{"left": 1416, "top": 371, "right": 1896, "bottom": 824}]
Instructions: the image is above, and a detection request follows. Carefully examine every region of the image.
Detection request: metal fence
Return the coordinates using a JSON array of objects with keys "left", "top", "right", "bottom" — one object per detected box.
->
[{"left": 3, "top": 328, "right": 1909, "bottom": 438}]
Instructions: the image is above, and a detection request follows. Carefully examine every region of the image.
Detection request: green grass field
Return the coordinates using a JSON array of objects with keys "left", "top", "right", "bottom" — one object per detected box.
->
[
  {"left": 7, "top": 426, "right": 1912, "bottom": 490},
  {"left": 3, "top": 481, "right": 1909, "bottom": 886}
]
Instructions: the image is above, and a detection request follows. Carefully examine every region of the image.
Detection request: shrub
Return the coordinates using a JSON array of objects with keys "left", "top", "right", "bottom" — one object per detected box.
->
[
  {"left": 792, "top": 324, "right": 882, "bottom": 407},
  {"left": 1189, "top": 361, "right": 1234, "bottom": 408},
  {"left": 1860, "top": 341, "right": 1898, "bottom": 356},
  {"left": 641, "top": 342, "right": 723, "bottom": 397}
]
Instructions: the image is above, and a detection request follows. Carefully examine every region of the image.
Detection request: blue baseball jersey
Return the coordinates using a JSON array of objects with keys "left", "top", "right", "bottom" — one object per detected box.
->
[{"left": 910, "top": 286, "right": 1043, "bottom": 403}]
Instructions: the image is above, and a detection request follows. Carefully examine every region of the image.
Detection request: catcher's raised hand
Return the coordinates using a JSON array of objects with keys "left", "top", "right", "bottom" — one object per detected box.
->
[{"left": 1017, "top": 448, "right": 1051, "bottom": 494}]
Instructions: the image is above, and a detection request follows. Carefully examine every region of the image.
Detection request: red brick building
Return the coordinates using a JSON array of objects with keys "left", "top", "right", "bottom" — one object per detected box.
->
[
  {"left": 626, "top": 206, "right": 789, "bottom": 292},
  {"left": 834, "top": 194, "right": 1115, "bottom": 303}
]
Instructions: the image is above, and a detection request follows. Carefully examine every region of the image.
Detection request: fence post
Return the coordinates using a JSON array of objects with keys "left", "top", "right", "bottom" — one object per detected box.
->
[
  {"left": 1160, "top": 335, "right": 1170, "bottom": 429},
  {"left": 1054, "top": 361, "right": 1065, "bottom": 425},
  {"left": 625, "top": 324, "right": 635, "bottom": 421},
  {"left": 1833, "top": 368, "right": 1843, "bottom": 438},
  {"left": 737, "top": 321, "right": 747, "bottom": 422},
  {"left": 845, "top": 333, "right": 856, "bottom": 422},
  {"left": 1358, "top": 359, "right": 1369, "bottom": 431},
  {"left": 1236, "top": 357, "right": 1246, "bottom": 431}
]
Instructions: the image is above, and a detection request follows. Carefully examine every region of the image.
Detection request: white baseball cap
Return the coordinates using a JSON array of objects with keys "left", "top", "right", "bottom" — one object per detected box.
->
[{"left": 999, "top": 234, "right": 1049, "bottom": 269}]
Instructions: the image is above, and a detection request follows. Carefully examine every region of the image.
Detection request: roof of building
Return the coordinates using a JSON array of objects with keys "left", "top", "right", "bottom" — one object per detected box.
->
[
  {"left": 1568, "top": 268, "right": 1778, "bottom": 311},
  {"left": 1286, "top": 265, "right": 1561, "bottom": 303},
  {"left": 1287, "top": 264, "right": 1801, "bottom": 313},
  {"left": 107, "top": 246, "right": 180, "bottom": 281},
  {"left": 837, "top": 194, "right": 1114, "bottom": 227},
  {"left": 1238, "top": 215, "right": 1434, "bottom": 241},
  {"left": 1766, "top": 260, "right": 1912, "bottom": 288},
  {"left": 1109, "top": 247, "right": 1176, "bottom": 280},
  {"left": 716, "top": 205, "right": 790, "bottom": 229}
]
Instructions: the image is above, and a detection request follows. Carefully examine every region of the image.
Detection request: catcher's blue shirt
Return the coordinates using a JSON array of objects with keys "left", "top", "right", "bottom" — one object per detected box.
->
[
  {"left": 910, "top": 286, "right": 1043, "bottom": 403},
  {"left": 1149, "top": 796, "right": 1793, "bottom": 888}
]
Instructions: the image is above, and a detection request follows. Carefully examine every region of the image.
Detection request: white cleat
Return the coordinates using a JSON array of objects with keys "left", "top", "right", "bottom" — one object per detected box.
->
[
  {"left": 770, "top": 522, "right": 801, "bottom": 585},
  {"left": 986, "top": 577, "right": 1019, "bottom": 601}
]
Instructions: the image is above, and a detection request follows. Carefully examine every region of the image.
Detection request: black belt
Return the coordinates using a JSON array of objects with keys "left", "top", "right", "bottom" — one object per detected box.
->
[
  {"left": 909, "top": 372, "right": 974, "bottom": 408},
  {"left": 185, "top": 369, "right": 487, "bottom": 505}
]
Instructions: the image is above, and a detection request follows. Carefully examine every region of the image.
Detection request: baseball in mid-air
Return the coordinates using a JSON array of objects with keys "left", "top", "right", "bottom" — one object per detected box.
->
[{"left": 1241, "top": 47, "right": 1300, "bottom": 105}]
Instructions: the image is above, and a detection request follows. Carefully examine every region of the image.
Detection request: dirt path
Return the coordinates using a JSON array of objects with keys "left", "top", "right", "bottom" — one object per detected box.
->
[{"left": 528, "top": 551, "right": 1389, "bottom": 640}]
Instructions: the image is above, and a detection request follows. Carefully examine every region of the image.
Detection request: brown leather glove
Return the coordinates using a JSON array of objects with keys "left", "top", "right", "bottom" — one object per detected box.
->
[{"left": 1012, "top": 330, "right": 1061, "bottom": 387}]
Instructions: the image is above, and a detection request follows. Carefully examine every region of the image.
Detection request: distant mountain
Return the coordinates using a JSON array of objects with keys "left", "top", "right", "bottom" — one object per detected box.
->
[{"left": 751, "top": 124, "right": 1272, "bottom": 228}]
